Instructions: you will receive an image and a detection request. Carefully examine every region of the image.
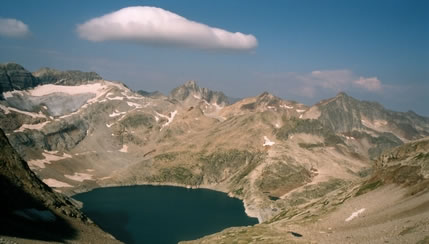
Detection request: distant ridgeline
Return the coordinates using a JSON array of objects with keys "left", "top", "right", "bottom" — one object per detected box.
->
[{"left": 0, "top": 63, "right": 102, "bottom": 98}]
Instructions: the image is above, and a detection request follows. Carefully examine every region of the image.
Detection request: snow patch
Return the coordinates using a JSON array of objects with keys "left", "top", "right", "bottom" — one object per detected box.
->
[
  {"left": 119, "top": 144, "right": 128, "bottom": 153},
  {"left": 43, "top": 150, "right": 58, "bottom": 154},
  {"left": 296, "top": 109, "right": 306, "bottom": 113},
  {"left": 109, "top": 110, "right": 126, "bottom": 117},
  {"left": 192, "top": 94, "right": 201, "bottom": 99},
  {"left": 107, "top": 96, "right": 124, "bottom": 101},
  {"left": 275, "top": 123, "right": 280, "bottom": 128},
  {"left": 122, "top": 91, "right": 144, "bottom": 100},
  {"left": 29, "top": 83, "right": 104, "bottom": 97},
  {"left": 212, "top": 103, "right": 223, "bottom": 110},
  {"left": 28, "top": 152, "right": 72, "bottom": 169},
  {"left": 361, "top": 119, "right": 388, "bottom": 129},
  {"left": 127, "top": 101, "right": 142, "bottom": 108},
  {"left": 14, "top": 121, "right": 50, "bottom": 132},
  {"left": 299, "top": 114, "right": 303, "bottom": 119},
  {"left": 345, "top": 208, "right": 366, "bottom": 222},
  {"left": 280, "top": 104, "right": 293, "bottom": 109},
  {"left": 64, "top": 172, "right": 93, "bottom": 182},
  {"left": 106, "top": 123, "right": 114, "bottom": 128},
  {"left": 0, "top": 104, "right": 46, "bottom": 118},
  {"left": 43, "top": 178, "right": 72, "bottom": 188},
  {"left": 263, "top": 136, "right": 275, "bottom": 146},
  {"left": 156, "top": 110, "right": 178, "bottom": 130}
]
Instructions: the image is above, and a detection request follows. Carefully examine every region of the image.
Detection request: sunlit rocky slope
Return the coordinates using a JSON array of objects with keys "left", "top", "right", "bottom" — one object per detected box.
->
[{"left": 1, "top": 63, "right": 428, "bottom": 243}]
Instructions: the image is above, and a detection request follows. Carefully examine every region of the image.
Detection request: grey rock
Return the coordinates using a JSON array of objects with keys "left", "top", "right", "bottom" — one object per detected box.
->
[
  {"left": 0, "top": 63, "right": 39, "bottom": 94},
  {"left": 170, "top": 80, "right": 231, "bottom": 105},
  {"left": 33, "top": 67, "right": 102, "bottom": 85}
]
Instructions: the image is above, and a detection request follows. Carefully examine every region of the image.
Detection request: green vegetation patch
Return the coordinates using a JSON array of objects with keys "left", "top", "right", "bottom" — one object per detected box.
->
[
  {"left": 298, "top": 143, "right": 324, "bottom": 149},
  {"left": 200, "top": 149, "right": 264, "bottom": 184},
  {"left": 275, "top": 118, "right": 344, "bottom": 146},
  {"left": 154, "top": 152, "right": 181, "bottom": 162},
  {"left": 256, "top": 162, "right": 311, "bottom": 197},
  {"left": 120, "top": 113, "right": 154, "bottom": 128},
  {"left": 355, "top": 180, "right": 383, "bottom": 196},
  {"left": 289, "top": 178, "right": 346, "bottom": 202},
  {"left": 148, "top": 166, "right": 203, "bottom": 185}
]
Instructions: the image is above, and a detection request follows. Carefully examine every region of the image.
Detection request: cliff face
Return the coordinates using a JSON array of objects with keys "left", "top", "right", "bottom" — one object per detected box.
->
[
  {"left": 1, "top": 63, "right": 429, "bottom": 243},
  {"left": 0, "top": 128, "right": 119, "bottom": 243},
  {"left": 0, "top": 63, "right": 39, "bottom": 95},
  {"left": 0, "top": 63, "right": 103, "bottom": 99}
]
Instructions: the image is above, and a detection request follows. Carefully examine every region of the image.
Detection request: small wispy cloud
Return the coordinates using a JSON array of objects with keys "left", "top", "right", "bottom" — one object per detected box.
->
[
  {"left": 0, "top": 18, "right": 30, "bottom": 38},
  {"left": 257, "top": 69, "right": 383, "bottom": 99},
  {"left": 353, "top": 76, "right": 381, "bottom": 91},
  {"left": 288, "top": 69, "right": 383, "bottom": 97},
  {"left": 76, "top": 6, "right": 258, "bottom": 50}
]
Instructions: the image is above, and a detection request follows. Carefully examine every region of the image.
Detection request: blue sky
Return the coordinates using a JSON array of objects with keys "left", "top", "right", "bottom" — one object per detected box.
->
[{"left": 0, "top": 0, "right": 428, "bottom": 115}]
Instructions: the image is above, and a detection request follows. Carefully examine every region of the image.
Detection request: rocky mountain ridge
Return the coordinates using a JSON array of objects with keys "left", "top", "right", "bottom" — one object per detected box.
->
[
  {"left": 0, "top": 63, "right": 428, "bottom": 243},
  {"left": 0, "top": 63, "right": 102, "bottom": 99}
]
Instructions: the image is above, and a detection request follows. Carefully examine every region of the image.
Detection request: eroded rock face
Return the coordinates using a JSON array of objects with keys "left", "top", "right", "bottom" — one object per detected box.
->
[
  {"left": 0, "top": 128, "right": 85, "bottom": 218},
  {"left": 0, "top": 63, "right": 39, "bottom": 94},
  {"left": 0, "top": 63, "right": 103, "bottom": 100},
  {"left": 1, "top": 64, "right": 429, "bottom": 232}
]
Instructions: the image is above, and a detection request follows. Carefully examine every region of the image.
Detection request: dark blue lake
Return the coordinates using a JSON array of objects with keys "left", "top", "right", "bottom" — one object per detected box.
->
[{"left": 73, "top": 185, "right": 258, "bottom": 244}]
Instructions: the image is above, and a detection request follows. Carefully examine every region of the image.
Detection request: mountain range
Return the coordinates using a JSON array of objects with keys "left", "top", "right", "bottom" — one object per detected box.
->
[{"left": 0, "top": 63, "right": 428, "bottom": 243}]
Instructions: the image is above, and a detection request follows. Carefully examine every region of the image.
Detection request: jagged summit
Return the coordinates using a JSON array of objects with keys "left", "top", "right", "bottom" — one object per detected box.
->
[
  {"left": 183, "top": 80, "right": 198, "bottom": 88},
  {"left": 170, "top": 80, "right": 231, "bottom": 106},
  {"left": 1, "top": 62, "right": 429, "bottom": 243},
  {"left": 335, "top": 91, "right": 348, "bottom": 97}
]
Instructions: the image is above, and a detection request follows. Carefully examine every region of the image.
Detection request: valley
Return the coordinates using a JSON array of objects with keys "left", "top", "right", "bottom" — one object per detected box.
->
[{"left": 1, "top": 63, "right": 428, "bottom": 243}]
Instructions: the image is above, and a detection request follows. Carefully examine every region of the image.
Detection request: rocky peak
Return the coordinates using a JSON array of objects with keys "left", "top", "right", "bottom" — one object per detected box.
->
[
  {"left": 335, "top": 91, "right": 348, "bottom": 98},
  {"left": 170, "top": 80, "right": 230, "bottom": 106},
  {"left": 183, "top": 80, "right": 198, "bottom": 89}
]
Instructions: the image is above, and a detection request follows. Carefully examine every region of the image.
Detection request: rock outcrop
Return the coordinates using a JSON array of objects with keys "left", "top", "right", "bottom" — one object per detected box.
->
[
  {"left": 0, "top": 128, "right": 119, "bottom": 243},
  {"left": 0, "top": 63, "right": 39, "bottom": 96},
  {"left": 33, "top": 67, "right": 102, "bottom": 85},
  {"left": 170, "top": 80, "right": 231, "bottom": 106}
]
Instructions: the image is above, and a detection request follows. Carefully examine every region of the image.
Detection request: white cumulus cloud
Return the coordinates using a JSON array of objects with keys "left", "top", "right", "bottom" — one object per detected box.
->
[
  {"left": 77, "top": 6, "right": 258, "bottom": 50},
  {"left": 0, "top": 18, "right": 30, "bottom": 38}
]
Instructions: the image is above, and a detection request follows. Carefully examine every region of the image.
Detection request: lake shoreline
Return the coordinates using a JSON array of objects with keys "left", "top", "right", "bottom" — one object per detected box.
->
[
  {"left": 74, "top": 184, "right": 259, "bottom": 244},
  {"left": 69, "top": 181, "right": 262, "bottom": 223}
]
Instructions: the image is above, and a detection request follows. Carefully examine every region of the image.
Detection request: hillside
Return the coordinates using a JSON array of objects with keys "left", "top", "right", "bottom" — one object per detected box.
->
[
  {"left": 182, "top": 138, "right": 429, "bottom": 243},
  {"left": 0, "top": 63, "right": 428, "bottom": 243},
  {"left": 0, "top": 128, "right": 119, "bottom": 243}
]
